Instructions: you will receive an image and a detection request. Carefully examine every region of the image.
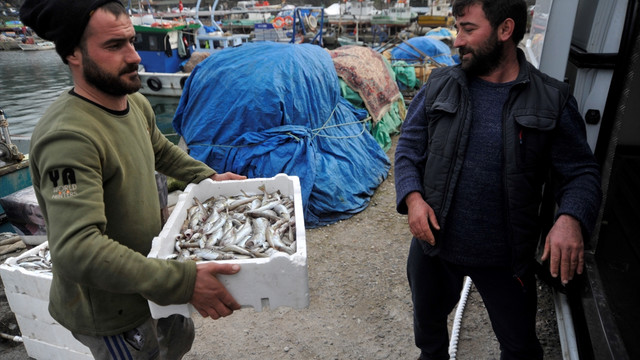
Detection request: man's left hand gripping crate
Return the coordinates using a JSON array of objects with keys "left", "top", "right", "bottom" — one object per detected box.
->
[
  {"left": 147, "top": 173, "right": 309, "bottom": 319},
  {"left": 0, "top": 242, "right": 92, "bottom": 360}
]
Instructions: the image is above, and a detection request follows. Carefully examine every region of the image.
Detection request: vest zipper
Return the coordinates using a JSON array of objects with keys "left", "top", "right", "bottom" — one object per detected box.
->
[
  {"left": 440, "top": 93, "right": 468, "bottom": 229},
  {"left": 503, "top": 91, "right": 519, "bottom": 278}
]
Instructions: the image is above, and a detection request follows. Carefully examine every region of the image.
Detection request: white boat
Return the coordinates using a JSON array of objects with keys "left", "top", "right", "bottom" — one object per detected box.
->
[
  {"left": 138, "top": 70, "right": 191, "bottom": 97},
  {"left": 18, "top": 41, "right": 55, "bottom": 51},
  {"left": 371, "top": 0, "right": 414, "bottom": 26},
  {"left": 0, "top": 35, "right": 22, "bottom": 51},
  {"left": 325, "top": 0, "right": 377, "bottom": 23},
  {"left": 218, "top": 0, "right": 281, "bottom": 28}
]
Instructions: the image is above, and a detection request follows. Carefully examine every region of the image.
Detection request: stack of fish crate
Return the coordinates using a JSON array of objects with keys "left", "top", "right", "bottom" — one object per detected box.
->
[{"left": 0, "top": 242, "right": 92, "bottom": 360}]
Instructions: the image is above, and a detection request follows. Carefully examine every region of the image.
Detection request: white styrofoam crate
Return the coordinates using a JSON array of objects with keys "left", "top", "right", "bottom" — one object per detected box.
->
[
  {"left": 0, "top": 242, "right": 92, "bottom": 358},
  {"left": 147, "top": 173, "right": 308, "bottom": 319},
  {"left": 15, "top": 313, "right": 91, "bottom": 355},
  {"left": 0, "top": 242, "right": 52, "bottom": 301},
  {"left": 21, "top": 337, "right": 92, "bottom": 360}
]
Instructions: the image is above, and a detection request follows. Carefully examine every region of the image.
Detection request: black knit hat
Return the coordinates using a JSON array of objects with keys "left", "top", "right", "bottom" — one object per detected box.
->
[{"left": 20, "top": 0, "right": 124, "bottom": 63}]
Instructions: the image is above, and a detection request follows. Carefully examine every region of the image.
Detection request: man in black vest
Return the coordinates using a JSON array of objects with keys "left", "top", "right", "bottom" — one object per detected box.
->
[{"left": 394, "top": 1, "right": 602, "bottom": 359}]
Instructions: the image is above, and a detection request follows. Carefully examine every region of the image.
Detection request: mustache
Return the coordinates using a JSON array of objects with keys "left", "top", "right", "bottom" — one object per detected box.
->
[{"left": 120, "top": 64, "right": 139, "bottom": 75}]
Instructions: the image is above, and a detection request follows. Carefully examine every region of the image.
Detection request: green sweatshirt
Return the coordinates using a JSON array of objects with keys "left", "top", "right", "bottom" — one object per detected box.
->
[{"left": 29, "top": 91, "right": 215, "bottom": 336}]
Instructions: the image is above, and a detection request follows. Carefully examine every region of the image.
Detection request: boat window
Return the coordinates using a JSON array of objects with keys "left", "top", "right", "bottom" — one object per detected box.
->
[
  {"left": 134, "top": 32, "right": 162, "bottom": 52},
  {"left": 148, "top": 35, "right": 158, "bottom": 51}
]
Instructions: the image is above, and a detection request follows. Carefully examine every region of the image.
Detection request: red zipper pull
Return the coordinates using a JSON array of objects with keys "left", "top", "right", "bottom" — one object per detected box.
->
[{"left": 519, "top": 129, "right": 523, "bottom": 145}]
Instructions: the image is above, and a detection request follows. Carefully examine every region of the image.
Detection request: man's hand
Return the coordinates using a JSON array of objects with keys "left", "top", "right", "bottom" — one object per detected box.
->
[
  {"left": 190, "top": 262, "right": 241, "bottom": 319},
  {"left": 210, "top": 172, "right": 247, "bottom": 181},
  {"left": 406, "top": 192, "right": 440, "bottom": 245},
  {"left": 541, "top": 214, "right": 584, "bottom": 285}
]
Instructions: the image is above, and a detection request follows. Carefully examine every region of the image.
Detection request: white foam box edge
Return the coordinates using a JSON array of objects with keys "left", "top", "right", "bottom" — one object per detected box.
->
[
  {"left": 0, "top": 244, "right": 91, "bottom": 358},
  {"left": 147, "top": 173, "right": 309, "bottom": 319},
  {"left": 15, "top": 313, "right": 91, "bottom": 355},
  {"left": 0, "top": 241, "right": 52, "bottom": 301},
  {"left": 4, "top": 291, "right": 55, "bottom": 324},
  {"left": 22, "top": 337, "right": 92, "bottom": 360}
]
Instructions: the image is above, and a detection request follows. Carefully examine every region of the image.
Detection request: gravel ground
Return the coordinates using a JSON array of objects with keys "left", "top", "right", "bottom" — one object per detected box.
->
[{"left": 0, "top": 135, "right": 563, "bottom": 359}]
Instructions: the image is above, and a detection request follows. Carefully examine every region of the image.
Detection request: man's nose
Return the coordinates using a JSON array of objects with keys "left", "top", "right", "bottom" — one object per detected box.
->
[{"left": 127, "top": 43, "right": 141, "bottom": 64}]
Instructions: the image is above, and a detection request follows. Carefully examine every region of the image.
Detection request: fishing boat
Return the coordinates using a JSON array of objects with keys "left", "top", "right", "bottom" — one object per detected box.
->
[
  {"left": 416, "top": 0, "right": 453, "bottom": 29},
  {"left": 218, "top": 0, "right": 281, "bottom": 30},
  {"left": 0, "top": 109, "right": 31, "bottom": 234},
  {"left": 0, "top": 36, "right": 21, "bottom": 51},
  {"left": 266, "top": 6, "right": 326, "bottom": 45},
  {"left": 134, "top": 1, "right": 326, "bottom": 97},
  {"left": 371, "top": 0, "right": 414, "bottom": 26},
  {"left": 325, "top": 0, "right": 377, "bottom": 23},
  {"left": 18, "top": 41, "right": 55, "bottom": 51},
  {"left": 0, "top": 21, "right": 25, "bottom": 50},
  {"left": 131, "top": 1, "right": 251, "bottom": 97},
  {"left": 325, "top": 0, "right": 378, "bottom": 45},
  {"left": 325, "top": 0, "right": 377, "bottom": 36},
  {"left": 131, "top": 15, "right": 202, "bottom": 97}
]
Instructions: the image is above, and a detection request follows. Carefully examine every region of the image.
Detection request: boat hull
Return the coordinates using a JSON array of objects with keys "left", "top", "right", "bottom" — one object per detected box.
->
[
  {"left": 139, "top": 71, "right": 190, "bottom": 97},
  {"left": 417, "top": 15, "right": 454, "bottom": 28},
  {"left": 0, "top": 159, "right": 31, "bottom": 233},
  {"left": 18, "top": 42, "right": 55, "bottom": 51}
]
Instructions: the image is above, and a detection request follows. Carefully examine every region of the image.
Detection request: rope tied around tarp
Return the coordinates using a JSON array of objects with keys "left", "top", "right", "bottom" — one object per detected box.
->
[
  {"left": 310, "top": 105, "right": 371, "bottom": 141},
  {"left": 187, "top": 104, "right": 373, "bottom": 149}
]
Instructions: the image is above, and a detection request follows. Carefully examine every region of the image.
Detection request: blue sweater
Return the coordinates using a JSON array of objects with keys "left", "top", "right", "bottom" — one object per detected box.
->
[{"left": 439, "top": 78, "right": 513, "bottom": 267}]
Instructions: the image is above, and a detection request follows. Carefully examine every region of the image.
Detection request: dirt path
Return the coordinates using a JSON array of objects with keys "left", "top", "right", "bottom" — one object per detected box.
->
[{"left": 0, "top": 135, "right": 563, "bottom": 359}]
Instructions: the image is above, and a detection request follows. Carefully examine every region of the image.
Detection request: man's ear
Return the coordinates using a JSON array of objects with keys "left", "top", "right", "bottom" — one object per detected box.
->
[
  {"left": 66, "top": 48, "right": 82, "bottom": 66},
  {"left": 498, "top": 18, "right": 515, "bottom": 42}
]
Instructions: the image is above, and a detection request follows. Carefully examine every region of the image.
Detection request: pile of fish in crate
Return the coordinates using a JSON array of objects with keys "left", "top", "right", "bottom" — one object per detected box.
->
[
  {"left": 147, "top": 174, "right": 309, "bottom": 318},
  {"left": 172, "top": 184, "right": 297, "bottom": 262}
]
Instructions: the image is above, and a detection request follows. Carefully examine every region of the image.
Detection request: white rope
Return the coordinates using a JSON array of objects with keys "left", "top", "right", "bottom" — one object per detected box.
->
[
  {"left": 0, "top": 332, "right": 23, "bottom": 343},
  {"left": 449, "top": 276, "right": 473, "bottom": 360}
]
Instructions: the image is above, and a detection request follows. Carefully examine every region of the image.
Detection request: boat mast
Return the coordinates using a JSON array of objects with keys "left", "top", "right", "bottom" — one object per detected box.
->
[{"left": 356, "top": 1, "right": 360, "bottom": 43}]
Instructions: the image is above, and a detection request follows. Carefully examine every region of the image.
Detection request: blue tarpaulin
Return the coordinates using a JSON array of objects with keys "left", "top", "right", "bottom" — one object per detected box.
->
[
  {"left": 173, "top": 42, "right": 391, "bottom": 228},
  {"left": 426, "top": 27, "right": 455, "bottom": 39},
  {"left": 390, "top": 36, "right": 457, "bottom": 66}
]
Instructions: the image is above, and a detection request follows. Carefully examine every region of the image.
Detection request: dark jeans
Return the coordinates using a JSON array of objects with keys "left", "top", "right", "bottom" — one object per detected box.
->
[{"left": 407, "top": 238, "right": 543, "bottom": 360}]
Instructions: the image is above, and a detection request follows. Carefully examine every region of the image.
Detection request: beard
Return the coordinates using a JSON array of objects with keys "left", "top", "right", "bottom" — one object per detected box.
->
[
  {"left": 82, "top": 51, "right": 141, "bottom": 96},
  {"left": 458, "top": 30, "right": 504, "bottom": 77}
]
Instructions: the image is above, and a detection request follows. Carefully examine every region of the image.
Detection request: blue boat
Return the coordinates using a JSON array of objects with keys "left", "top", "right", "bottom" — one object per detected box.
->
[
  {"left": 0, "top": 108, "right": 32, "bottom": 234},
  {"left": 130, "top": 0, "right": 251, "bottom": 97}
]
